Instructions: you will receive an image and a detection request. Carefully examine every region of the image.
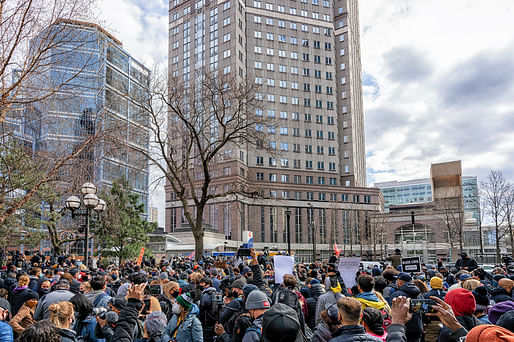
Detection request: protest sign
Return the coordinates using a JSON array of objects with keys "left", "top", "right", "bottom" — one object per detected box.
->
[
  {"left": 338, "top": 257, "right": 361, "bottom": 288},
  {"left": 401, "top": 256, "right": 421, "bottom": 273},
  {"left": 274, "top": 255, "right": 295, "bottom": 284}
]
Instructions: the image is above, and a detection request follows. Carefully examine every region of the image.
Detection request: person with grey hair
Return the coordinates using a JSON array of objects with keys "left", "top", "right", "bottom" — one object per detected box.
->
[{"left": 33, "top": 279, "right": 74, "bottom": 320}]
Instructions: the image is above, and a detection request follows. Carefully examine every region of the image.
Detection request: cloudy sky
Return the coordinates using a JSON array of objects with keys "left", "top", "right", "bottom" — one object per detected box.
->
[{"left": 96, "top": 0, "right": 514, "bottom": 224}]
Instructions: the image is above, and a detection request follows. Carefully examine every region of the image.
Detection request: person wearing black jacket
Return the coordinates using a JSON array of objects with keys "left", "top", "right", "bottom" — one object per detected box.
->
[
  {"left": 104, "top": 283, "right": 146, "bottom": 342},
  {"left": 390, "top": 273, "right": 422, "bottom": 342},
  {"left": 490, "top": 278, "right": 513, "bottom": 303},
  {"left": 455, "top": 253, "right": 478, "bottom": 272},
  {"left": 330, "top": 297, "right": 381, "bottom": 342}
]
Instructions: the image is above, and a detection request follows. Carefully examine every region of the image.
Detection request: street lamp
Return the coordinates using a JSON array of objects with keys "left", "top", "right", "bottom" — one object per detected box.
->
[
  {"left": 285, "top": 209, "right": 291, "bottom": 256},
  {"left": 308, "top": 203, "right": 316, "bottom": 263},
  {"left": 65, "top": 182, "right": 106, "bottom": 267}
]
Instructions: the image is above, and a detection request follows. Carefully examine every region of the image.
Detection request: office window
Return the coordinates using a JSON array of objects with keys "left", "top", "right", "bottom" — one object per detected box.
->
[
  {"left": 290, "top": 21, "right": 297, "bottom": 29},
  {"left": 292, "top": 112, "right": 299, "bottom": 120},
  {"left": 305, "top": 129, "right": 312, "bottom": 138},
  {"left": 290, "top": 37, "right": 298, "bottom": 45},
  {"left": 269, "top": 157, "right": 276, "bottom": 166},
  {"left": 289, "top": 8, "right": 296, "bottom": 15},
  {"left": 256, "top": 156, "right": 264, "bottom": 165},
  {"left": 280, "top": 126, "right": 288, "bottom": 135},
  {"left": 328, "top": 147, "right": 335, "bottom": 155},
  {"left": 329, "top": 162, "right": 336, "bottom": 171},
  {"left": 254, "top": 31, "right": 262, "bottom": 38},
  {"left": 294, "top": 175, "right": 301, "bottom": 184},
  {"left": 279, "top": 64, "right": 287, "bottom": 73},
  {"left": 254, "top": 15, "right": 262, "bottom": 23},
  {"left": 330, "top": 177, "right": 337, "bottom": 185},
  {"left": 305, "top": 144, "right": 312, "bottom": 153},
  {"left": 223, "top": 65, "right": 231, "bottom": 74},
  {"left": 265, "top": 2, "right": 273, "bottom": 10},
  {"left": 317, "top": 161, "right": 325, "bottom": 170},
  {"left": 305, "top": 160, "right": 313, "bottom": 169},
  {"left": 279, "top": 49, "right": 286, "bottom": 58},
  {"left": 281, "top": 174, "right": 290, "bottom": 183},
  {"left": 291, "top": 82, "right": 299, "bottom": 90},
  {"left": 279, "top": 80, "right": 287, "bottom": 87},
  {"left": 266, "top": 48, "right": 274, "bottom": 55},
  {"left": 266, "top": 17, "right": 273, "bottom": 25},
  {"left": 291, "top": 67, "right": 298, "bottom": 74},
  {"left": 266, "top": 63, "right": 274, "bottom": 71},
  {"left": 277, "top": 5, "right": 285, "bottom": 12},
  {"left": 267, "top": 78, "right": 275, "bottom": 86},
  {"left": 318, "top": 177, "right": 325, "bottom": 185},
  {"left": 223, "top": 17, "right": 231, "bottom": 26},
  {"left": 306, "top": 176, "right": 313, "bottom": 184},
  {"left": 267, "top": 109, "right": 276, "bottom": 117},
  {"left": 223, "top": 49, "right": 231, "bottom": 58},
  {"left": 267, "top": 94, "right": 275, "bottom": 102},
  {"left": 266, "top": 32, "right": 274, "bottom": 40},
  {"left": 256, "top": 172, "right": 264, "bottom": 181},
  {"left": 269, "top": 173, "right": 277, "bottom": 182},
  {"left": 254, "top": 46, "right": 262, "bottom": 54},
  {"left": 278, "top": 20, "right": 286, "bottom": 28},
  {"left": 223, "top": 33, "right": 231, "bottom": 42},
  {"left": 280, "top": 95, "right": 287, "bottom": 103},
  {"left": 278, "top": 34, "right": 286, "bottom": 43},
  {"left": 254, "top": 61, "right": 262, "bottom": 69},
  {"left": 269, "top": 141, "right": 276, "bottom": 149},
  {"left": 291, "top": 52, "right": 298, "bottom": 59},
  {"left": 301, "top": 10, "right": 308, "bottom": 17}
]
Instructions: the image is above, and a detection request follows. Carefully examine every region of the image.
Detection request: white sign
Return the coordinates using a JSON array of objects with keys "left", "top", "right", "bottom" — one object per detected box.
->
[
  {"left": 338, "top": 257, "right": 361, "bottom": 288},
  {"left": 274, "top": 255, "right": 295, "bottom": 284}
]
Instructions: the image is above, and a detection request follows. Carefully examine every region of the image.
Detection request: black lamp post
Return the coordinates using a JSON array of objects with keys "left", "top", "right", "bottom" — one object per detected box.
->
[
  {"left": 65, "top": 182, "right": 106, "bottom": 267},
  {"left": 285, "top": 209, "right": 291, "bottom": 255},
  {"left": 308, "top": 203, "right": 316, "bottom": 262}
]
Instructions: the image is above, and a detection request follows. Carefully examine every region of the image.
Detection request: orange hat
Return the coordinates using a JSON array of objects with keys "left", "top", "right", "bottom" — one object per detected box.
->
[{"left": 465, "top": 325, "right": 514, "bottom": 342}]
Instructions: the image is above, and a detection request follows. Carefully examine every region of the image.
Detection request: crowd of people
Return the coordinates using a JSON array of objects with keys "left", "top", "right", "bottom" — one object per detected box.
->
[{"left": 0, "top": 249, "right": 514, "bottom": 342}]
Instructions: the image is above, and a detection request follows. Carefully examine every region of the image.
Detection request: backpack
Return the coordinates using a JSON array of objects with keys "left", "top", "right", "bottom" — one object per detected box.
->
[
  {"left": 245, "top": 325, "right": 262, "bottom": 341},
  {"left": 273, "top": 288, "right": 301, "bottom": 313},
  {"left": 232, "top": 312, "right": 253, "bottom": 342},
  {"left": 200, "top": 288, "right": 223, "bottom": 325},
  {"left": 379, "top": 307, "right": 392, "bottom": 329}
]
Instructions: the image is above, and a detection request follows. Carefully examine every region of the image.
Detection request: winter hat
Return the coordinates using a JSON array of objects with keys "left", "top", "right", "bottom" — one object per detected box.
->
[
  {"left": 497, "top": 310, "right": 514, "bottom": 333},
  {"left": 145, "top": 311, "right": 167, "bottom": 337},
  {"left": 261, "top": 303, "right": 303, "bottom": 342},
  {"left": 472, "top": 286, "right": 489, "bottom": 310},
  {"left": 465, "top": 324, "right": 514, "bottom": 342},
  {"left": 241, "top": 266, "right": 251, "bottom": 275},
  {"left": 245, "top": 290, "right": 270, "bottom": 310},
  {"left": 159, "top": 272, "right": 168, "bottom": 280},
  {"left": 459, "top": 273, "right": 471, "bottom": 281},
  {"left": 430, "top": 277, "right": 443, "bottom": 289},
  {"left": 177, "top": 293, "right": 194, "bottom": 311},
  {"left": 117, "top": 283, "right": 131, "bottom": 297},
  {"left": 243, "top": 284, "right": 259, "bottom": 298},
  {"left": 0, "top": 298, "right": 11, "bottom": 315},
  {"left": 231, "top": 277, "right": 247, "bottom": 289},
  {"left": 310, "top": 279, "right": 320, "bottom": 285},
  {"left": 398, "top": 272, "right": 412, "bottom": 282},
  {"left": 489, "top": 302, "right": 514, "bottom": 324},
  {"left": 445, "top": 288, "right": 475, "bottom": 317},
  {"left": 109, "top": 297, "right": 127, "bottom": 311},
  {"left": 25, "top": 291, "right": 39, "bottom": 301}
]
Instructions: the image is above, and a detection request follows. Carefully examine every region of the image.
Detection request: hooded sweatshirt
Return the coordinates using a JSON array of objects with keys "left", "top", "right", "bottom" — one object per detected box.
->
[
  {"left": 390, "top": 282, "right": 422, "bottom": 341},
  {"left": 355, "top": 292, "right": 387, "bottom": 311}
]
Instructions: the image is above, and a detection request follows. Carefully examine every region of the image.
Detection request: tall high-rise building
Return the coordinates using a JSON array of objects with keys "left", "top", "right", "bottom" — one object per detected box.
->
[
  {"left": 166, "top": 0, "right": 379, "bottom": 260},
  {"left": 21, "top": 20, "right": 151, "bottom": 208}
]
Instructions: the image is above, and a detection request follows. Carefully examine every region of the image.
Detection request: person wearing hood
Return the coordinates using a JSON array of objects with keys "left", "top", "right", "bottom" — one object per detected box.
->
[
  {"left": 312, "top": 303, "right": 341, "bottom": 342},
  {"left": 315, "top": 274, "right": 345, "bottom": 325},
  {"left": 390, "top": 273, "right": 422, "bottom": 342},
  {"left": 490, "top": 278, "right": 514, "bottom": 304},
  {"left": 355, "top": 274, "right": 390, "bottom": 313},
  {"left": 306, "top": 278, "right": 325, "bottom": 329},
  {"left": 37, "top": 279, "right": 52, "bottom": 298},
  {"left": 198, "top": 276, "right": 218, "bottom": 342},
  {"left": 162, "top": 293, "right": 203, "bottom": 342},
  {"left": 10, "top": 275, "right": 39, "bottom": 316},
  {"left": 437, "top": 288, "right": 482, "bottom": 342}
]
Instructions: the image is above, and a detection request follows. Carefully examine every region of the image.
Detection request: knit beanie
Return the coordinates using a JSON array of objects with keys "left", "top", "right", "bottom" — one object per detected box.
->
[
  {"left": 430, "top": 277, "right": 443, "bottom": 289},
  {"left": 445, "top": 288, "right": 475, "bottom": 317},
  {"left": 472, "top": 286, "right": 489, "bottom": 311},
  {"left": 465, "top": 324, "right": 514, "bottom": 342},
  {"left": 177, "top": 293, "right": 193, "bottom": 311},
  {"left": 145, "top": 311, "right": 167, "bottom": 337},
  {"left": 497, "top": 310, "right": 514, "bottom": 333},
  {"left": 489, "top": 301, "right": 514, "bottom": 324}
]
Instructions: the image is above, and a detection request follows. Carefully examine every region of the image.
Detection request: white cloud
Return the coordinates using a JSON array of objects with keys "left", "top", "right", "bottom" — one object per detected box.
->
[{"left": 360, "top": 0, "right": 514, "bottom": 185}]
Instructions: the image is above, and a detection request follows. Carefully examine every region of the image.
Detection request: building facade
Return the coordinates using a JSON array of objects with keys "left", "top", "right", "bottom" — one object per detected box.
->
[
  {"left": 29, "top": 20, "right": 151, "bottom": 207},
  {"left": 166, "top": 0, "right": 379, "bottom": 260},
  {"left": 376, "top": 175, "right": 479, "bottom": 223}
]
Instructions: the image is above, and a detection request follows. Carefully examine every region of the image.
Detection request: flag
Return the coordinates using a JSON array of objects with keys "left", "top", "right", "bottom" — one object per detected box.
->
[
  {"left": 187, "top": 251, "right": 195, "bottom": 259},
  {"left": 334, "top": 243, "right": 340, "bottom": 257},
  {"left": 136, "top": 247, "right": 145, "bottom": 266}
]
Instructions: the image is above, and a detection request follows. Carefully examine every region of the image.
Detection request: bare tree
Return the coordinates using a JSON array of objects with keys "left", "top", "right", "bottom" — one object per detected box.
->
[
  {"left": 369, "top": 212, "right": 389, "bottom": 260},
  {"left": 480, "top": 170, "right": 509, "bottom": 263},
  {"left": 503, "top": 183, "right": 514, "bottom": 259},
  {"left": 435, "top": 197, "right": 464, "bottom": 252},
  {"left": 123, "top": 70, "right": 263, "bottom": 261},
  {"left": 0, "top": 0, "right": 95, "bottom": 126}
]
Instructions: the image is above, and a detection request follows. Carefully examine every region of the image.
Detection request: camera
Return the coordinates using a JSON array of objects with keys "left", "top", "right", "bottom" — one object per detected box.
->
[
  {"left": 93, "top": 307, "right": 108, "bottom": 319},
  {"left": 410, "top": 299, "right": 436, "bottom": 314},
  {"left": 144, "top": 284, "right": 162, "bottom": 296},
  {"left": 212, "top": 292, "right": 224, "bottom": 304}
]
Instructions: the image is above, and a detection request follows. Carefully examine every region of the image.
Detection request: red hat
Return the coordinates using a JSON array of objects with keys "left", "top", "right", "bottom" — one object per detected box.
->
[
  {"left": 465, "top": 325, "right": 514, "bottom": 342},
  {"left": 445, "top": 288, "right": 475, "bottom": 317}
]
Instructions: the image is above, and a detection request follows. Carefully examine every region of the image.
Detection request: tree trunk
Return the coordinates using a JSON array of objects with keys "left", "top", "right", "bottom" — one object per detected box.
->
[
  {"left": 509, "top": 221, "right": 514, "bottom": 260},
  {"left": 193, "top": 205, "right": 205, "bottom": 261},
  {"left": 496, "top": 220, "right": 501, "bottom": 264}
]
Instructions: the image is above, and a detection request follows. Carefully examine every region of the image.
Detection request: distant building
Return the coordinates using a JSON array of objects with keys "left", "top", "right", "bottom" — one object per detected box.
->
[
  {"left": 165, "top": 0, "right": 382, "bottom": 261},
  {"left": 149, "top": 207, "right": 159, "bottom": 223},
  {"left": 27, "top": 19, "right": 151, "bottom": 207},
  {"left": 375, "top": 175, "right": 479, "bottom": 223}
]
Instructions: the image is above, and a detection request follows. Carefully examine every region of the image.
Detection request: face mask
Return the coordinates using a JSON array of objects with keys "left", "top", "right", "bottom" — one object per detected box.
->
[
  {"left": 40, "top": 288, "right": 50, "bottom": 294},
  {"left": 172, "top": 303, "right": 181, "bottom": 314},
  {"left": 171, "top": 290, "right": 181, "bottom": 298},
  {"left": 231, "top": 290, "right": 240, "bottom": 298}
]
